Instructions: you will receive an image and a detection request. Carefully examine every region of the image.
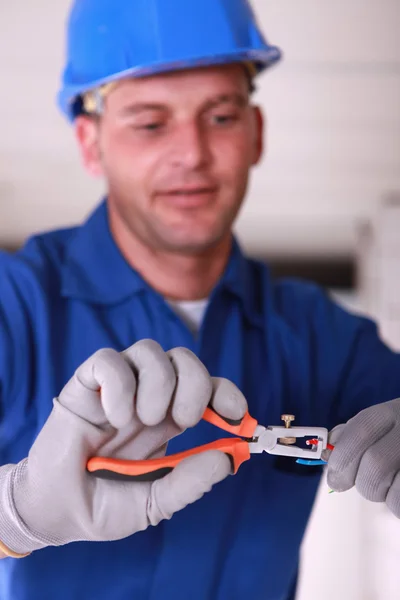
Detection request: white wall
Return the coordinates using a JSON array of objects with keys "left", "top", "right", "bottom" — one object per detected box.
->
[
  {"left": 245, "top": 0, "right": 400, "bottom": 257},
  {"left": 297, "top": 205, "right": 400, "bottom": 600},
  {"left": 1, "top": 1, "right": 400, "bottom": 257},
  {"left": 356, "top": 200, "right": 400, "bottom": 600},
  {"left": 295, "top": 290, "right": 367, "bottom": 600}
]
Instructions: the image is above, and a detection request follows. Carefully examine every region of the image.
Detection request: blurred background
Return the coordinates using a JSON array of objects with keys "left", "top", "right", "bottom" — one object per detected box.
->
[{"left": 1, "top": 1, "right": 400, "bottom": 598}]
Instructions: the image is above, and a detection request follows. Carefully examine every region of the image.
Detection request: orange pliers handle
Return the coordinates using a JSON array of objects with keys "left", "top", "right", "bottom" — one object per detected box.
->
[{"left": 86, "top": 408, "right": 258, "bottom": 482}]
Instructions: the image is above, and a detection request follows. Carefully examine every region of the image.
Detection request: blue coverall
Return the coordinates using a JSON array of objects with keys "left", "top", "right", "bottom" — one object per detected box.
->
[{"left": 1, "top": 200, "right": 400, "bottom": 600}]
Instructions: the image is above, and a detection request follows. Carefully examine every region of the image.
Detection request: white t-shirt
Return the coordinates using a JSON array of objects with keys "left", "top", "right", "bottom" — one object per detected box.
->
[{"left": 166, "top": 298, "right": 209, "bottom": 335}]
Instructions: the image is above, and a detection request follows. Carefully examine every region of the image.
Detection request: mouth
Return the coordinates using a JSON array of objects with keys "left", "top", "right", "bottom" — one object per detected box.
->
[
  {"left": 162, "top": 186, "right": 217, "bottom": 195},
  {"left": 156, "top": 187, "right": 218, "bottom": 208}
]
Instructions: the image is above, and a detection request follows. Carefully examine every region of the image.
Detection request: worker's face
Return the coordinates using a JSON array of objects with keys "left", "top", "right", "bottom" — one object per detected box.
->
[{"left": 75, "top": 64, "right": 264, "bottom": 253}]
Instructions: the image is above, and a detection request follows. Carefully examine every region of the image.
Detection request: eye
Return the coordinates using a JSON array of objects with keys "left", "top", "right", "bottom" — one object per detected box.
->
[
  {"left": 137, "top": 122, "right": 164, "bottom": 131},
  {"left": 211, "top": 114, "right": 239, "bottom": 126}
]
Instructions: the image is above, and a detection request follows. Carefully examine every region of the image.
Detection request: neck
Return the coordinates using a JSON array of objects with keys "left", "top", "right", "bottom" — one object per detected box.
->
[{"left": 109, "top": 215, "right": 232, "bottom": 301}]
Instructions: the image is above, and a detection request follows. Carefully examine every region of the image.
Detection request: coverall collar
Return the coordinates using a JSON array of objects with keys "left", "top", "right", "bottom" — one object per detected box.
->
[{"left": 61, "top": 199, "right": 265, "bottom": 326}]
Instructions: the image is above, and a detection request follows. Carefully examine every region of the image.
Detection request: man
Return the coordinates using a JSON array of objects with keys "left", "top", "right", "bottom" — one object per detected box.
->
[{"left": 1, "top": 0, "right": 400, "bottom": 598}]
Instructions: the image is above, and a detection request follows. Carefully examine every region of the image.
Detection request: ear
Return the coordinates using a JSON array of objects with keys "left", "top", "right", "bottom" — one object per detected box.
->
[
  {"left": 74, "top": 116, "right": 104, "bottom": 178},
  {"left": 250, "top": 106, "right": 265, "bottom": 165}
]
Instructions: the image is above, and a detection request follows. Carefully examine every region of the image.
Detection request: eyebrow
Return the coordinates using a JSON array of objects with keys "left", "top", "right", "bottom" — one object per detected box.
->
[
  {"left": 119, "top": 103, "right": 167, "bottom": 117},
  {"left": 118, "top": 93, "right": 248, "bottom": 117},
  {"left": 203, "top": 93, "right": 249, "bottom": 111}
]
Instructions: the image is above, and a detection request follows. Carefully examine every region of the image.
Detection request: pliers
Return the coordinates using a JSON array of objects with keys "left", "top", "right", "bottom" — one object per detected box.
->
[{"left": 87, "top": 407, "right": 330, "bottom": 482}]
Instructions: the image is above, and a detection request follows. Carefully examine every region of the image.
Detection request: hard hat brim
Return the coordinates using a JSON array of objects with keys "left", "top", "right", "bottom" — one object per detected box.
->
[{"left": 58, "top": 47, "right": 282, "bottom": 121}]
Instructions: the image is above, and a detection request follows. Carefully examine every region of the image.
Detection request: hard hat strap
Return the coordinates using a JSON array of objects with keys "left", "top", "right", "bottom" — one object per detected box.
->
[{"left": 82, "top": 82, "right": 117, "bottom": 116}]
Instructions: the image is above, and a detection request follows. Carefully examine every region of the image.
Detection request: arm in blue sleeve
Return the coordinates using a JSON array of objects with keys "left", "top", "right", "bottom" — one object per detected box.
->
[
  {"left": 336, "top": 315, "right": 400, "bottom": 422},
  {"left": 276, "top": 280, "right": 400, "bottom": 429},
  {"left": 0, "top": 326, "right": 4, "bottom": 428},
  {"left": 0, "top": 254, "right": 34, "bottom": 460},
  {"left": 0, "top": 282, "right": 16, "bottom": 458},
  {"left": 318, "top": 293, "right": 400, "bottom": 428}
]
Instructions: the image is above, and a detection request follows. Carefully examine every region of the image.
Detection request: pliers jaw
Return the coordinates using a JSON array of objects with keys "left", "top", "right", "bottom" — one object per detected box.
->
[{"left": 249, "top": 426, "right": 329, "bottom": 460}]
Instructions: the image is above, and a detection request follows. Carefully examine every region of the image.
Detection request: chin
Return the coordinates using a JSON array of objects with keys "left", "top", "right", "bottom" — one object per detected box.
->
[{"left": 161, "top": 232, "right": 226, "bottom": 254}]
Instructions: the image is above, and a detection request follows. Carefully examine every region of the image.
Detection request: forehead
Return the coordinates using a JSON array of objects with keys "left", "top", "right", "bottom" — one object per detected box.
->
[{"left": 108, "top": 64, "right": 250, "bottom": 108}]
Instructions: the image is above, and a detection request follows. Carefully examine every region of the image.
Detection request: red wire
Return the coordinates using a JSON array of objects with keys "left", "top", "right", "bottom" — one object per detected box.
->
[{"left": 307, "top": 439, "right": 334, "bottom": 451}]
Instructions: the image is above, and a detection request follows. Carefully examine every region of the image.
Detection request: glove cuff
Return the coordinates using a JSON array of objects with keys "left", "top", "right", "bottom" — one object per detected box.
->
[
  {"left": 0, "top": 462, "right": 47, "bottom": 556},
  {"left": 0, "top": 539, "right": 31, "bottom": 559}
]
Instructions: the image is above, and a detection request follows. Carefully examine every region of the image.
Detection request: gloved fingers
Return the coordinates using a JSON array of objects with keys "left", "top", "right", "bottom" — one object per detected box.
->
[
  {"left": 386, "top": 470, "right": 400, "bottom": 519},
  {"left": 166, "top": 351, "right": 248, "bottom": 429},
  {"left": 354, "top": 426, "right": 400, "bottom": 503},
  {"left": 321, "top": 424, "right": 346, "bottom": 462},
  {"left": 98, "top": 421, "right": 171, "bottom": 462},
  {"left": 209, "top": 377, "right": 248, "bottom": 422},
  {"left": 123, "top": 340, "right": 177, "bottom": 427},
  {"left": 327, "top": 408, "right": 394, "bottom": 493},
  {"left": 61, "top": 348, "right": 137, "bottom": 429},
  {"left": 146, "top": 450, "right": 232, "bottom": 526},
  {"left": 328, "top": 423, "right": 347, "bottom": 446},
  {"left": 167, "top": 347, "right": 213, "bottom": 428}
]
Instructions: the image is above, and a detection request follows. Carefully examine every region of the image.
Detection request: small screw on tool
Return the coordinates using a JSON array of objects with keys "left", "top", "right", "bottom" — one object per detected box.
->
[
  {"left": 281, "top": 414, "right": 295, "bottom": 428},
  {"left": 279, "top": 414, "right": 296, "bottom": 445}
]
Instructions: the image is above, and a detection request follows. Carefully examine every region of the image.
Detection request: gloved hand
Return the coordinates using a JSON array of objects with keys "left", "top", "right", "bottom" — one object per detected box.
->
[
  {"left": 325, "top": 398, "right": 400, "bottom": 518},
  {"left": 0, "top": 340, "right": 247, "bottom": 557}
]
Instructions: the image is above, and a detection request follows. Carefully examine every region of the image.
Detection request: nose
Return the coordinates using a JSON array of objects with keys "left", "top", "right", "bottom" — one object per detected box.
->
[{"left": 169, "top": 121, "right": 212, "bottom": 171}]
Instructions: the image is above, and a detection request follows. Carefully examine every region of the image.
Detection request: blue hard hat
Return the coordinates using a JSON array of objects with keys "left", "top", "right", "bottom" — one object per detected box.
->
[{"left": 58, "top": 0, "right": 282, "bottom": 121}]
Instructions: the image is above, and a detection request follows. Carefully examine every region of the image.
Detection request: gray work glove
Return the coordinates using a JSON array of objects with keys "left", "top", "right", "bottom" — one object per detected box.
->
[
  {"left": 0, "top": 340, "right": 247, "bottom": 556},
  {"left": 325, "top": 398, "right": 400, "bottom": 518}
]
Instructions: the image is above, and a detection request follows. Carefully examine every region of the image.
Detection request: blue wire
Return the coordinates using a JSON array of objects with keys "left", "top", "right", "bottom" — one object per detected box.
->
[{"left": 296, "top": 459, "right": 327, "bottom": 466}]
